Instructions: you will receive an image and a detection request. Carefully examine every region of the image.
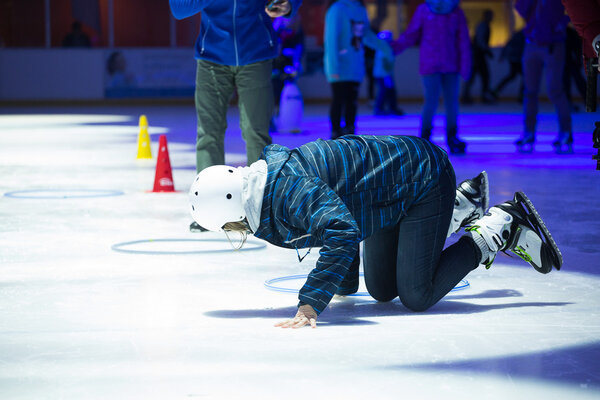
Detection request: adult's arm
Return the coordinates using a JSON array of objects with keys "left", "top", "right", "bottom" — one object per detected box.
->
[
  {"left": 169, "top": 0, "right": 202, "bottom": 20},
  {"left": 457, "top": 8, "right": 472, "bottom": 80},
  {"left": 391, "top": 4, "right": 424, "bottom": 54},
  {"left": 324, "top": 5, "right": 344, "bottom": 78}
]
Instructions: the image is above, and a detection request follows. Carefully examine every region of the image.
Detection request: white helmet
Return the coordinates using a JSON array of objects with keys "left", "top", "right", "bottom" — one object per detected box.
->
[{"left": 188, "top": 165, "right": 246, "bottom": 232}]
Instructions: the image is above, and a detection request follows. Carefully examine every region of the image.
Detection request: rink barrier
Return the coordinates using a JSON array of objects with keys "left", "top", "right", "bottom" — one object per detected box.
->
[
  {"left": 265, "top": 274, "right": 470, "bottom": 297},
  {"left": 111, "top": 238, "right": 267, "bottom": 255},
  {"left": 4, "top": 189, "right": 124, "bottom": 199}
]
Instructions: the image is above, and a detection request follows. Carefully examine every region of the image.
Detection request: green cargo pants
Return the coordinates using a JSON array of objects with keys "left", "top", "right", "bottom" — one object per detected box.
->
[{"left": 194, "top": 59, "right": 274, "bottom": 172}]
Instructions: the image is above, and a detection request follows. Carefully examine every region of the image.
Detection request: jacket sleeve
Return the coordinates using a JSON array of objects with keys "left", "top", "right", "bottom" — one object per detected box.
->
[
  {"left": 391, "top": 5, "right": 424, "bottom": 54},
  {"left": 282, "top": 177, "right": 361, "bottom": 315},
  {"left": 514, "top": 0, "right": 534, "bottom": 21},
  {"left": 169, "top": 0, "right": 202, "bottom": 20},
  {"left": 324, "top": 5, "right": 343, "bottom": 77},
  {"left": 562, "top": 0, "right": 600, "bottom": 58},
  {"left": 360, "top": 8, "right": 389, "bottom": 53},
  {"left": 363, "top": 30, "right": 390, "bottom": 53},
  {"left": 457, "top": 9, "right": 472, "bottom": 80},
  {"left": 288, "top": 0, "right": 303, "bottom": 17}
]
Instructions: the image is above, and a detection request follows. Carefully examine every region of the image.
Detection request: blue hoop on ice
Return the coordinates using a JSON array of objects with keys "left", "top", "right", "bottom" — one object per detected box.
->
[
  {"left": 111, "top": 238, "right": 267, "bottom": 255},
  {"left": 265, "top": 273, "right": 469, "bottom": 297},
  {"left": 4, "top": 189, "right": 124, "bottom": 199}
]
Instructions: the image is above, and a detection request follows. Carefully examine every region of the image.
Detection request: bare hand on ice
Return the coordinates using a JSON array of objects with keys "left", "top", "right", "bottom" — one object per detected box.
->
[{"left": 274, "top": 304, "right": 317, "bottom": 329}]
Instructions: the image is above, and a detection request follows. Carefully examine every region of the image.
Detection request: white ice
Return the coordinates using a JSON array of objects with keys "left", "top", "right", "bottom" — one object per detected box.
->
[{"left": 0, "top": 105, "right": 599, "bottom": 400}]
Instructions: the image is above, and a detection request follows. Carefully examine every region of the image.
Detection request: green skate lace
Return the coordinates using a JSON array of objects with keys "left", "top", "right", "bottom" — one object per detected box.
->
[{"left": 513, "top": 245, "right": 532, "bottom": 263}]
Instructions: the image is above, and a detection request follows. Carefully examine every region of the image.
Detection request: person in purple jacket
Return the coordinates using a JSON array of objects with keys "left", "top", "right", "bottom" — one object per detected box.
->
[{"left": 392, "top": 0, "right": 471, "bottom": 154}]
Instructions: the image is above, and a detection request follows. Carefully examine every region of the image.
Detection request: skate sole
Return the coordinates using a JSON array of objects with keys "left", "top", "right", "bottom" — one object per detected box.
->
[{"left": 514, "top": 191, "right": 563, "bottom": 270}]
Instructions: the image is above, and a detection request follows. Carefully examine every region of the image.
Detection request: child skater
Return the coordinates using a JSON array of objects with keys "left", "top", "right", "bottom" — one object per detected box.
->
[
  {"left": 189, "top": 135, "right": 562, "bottom": 329},
  {"left": 373, "top": 31, "right": 404, "bottom": 116},
  {"left": 391, "top": 0, "right": 471, "bottom": 154}
]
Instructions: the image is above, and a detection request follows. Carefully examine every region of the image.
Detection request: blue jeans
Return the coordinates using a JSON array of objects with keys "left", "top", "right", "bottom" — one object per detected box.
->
[
  {"left": 522, "top": 41, "right": 572, "bottom": 135},
  {"left": 421, "top": 73, "right": 459, "bottom": 136},
  {"left": 362, "top": 164, "right": 480, "bottom": 311}
]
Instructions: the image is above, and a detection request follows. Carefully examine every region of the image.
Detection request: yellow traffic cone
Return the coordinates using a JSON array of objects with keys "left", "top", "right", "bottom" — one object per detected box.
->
[{"left": 136, "top": 115, "right": 152, "bottom": 159}]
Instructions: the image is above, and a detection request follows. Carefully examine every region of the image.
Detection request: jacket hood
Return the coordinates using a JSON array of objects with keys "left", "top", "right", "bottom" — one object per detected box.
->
[{"left": 426, "top": 0, "right": 459, "bottom": 14}]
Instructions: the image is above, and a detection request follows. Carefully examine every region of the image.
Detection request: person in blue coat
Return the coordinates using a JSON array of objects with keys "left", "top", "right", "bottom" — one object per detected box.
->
[
  {"left": 189, "top": 135, "right": 562, "bottom": 328},
  {"left": 323, "top": 0, "right": 390, "bottom": 138},
  {"left": 169, "top": 0, "right": 303, "bottom": 232}
]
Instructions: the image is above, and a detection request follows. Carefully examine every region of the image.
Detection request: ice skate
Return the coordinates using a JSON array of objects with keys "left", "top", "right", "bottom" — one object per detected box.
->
[
  {"left": 190, "top": 221, "right": 208, "bottom": 232},
  {"left": 447, "top": 171, "right": 489, "bottom": 237},
  {"left": 515, "top": 132, "right": 535, "bottom": 153},
  {"left": 467, "top": 191, "right": 562, "bottom": 273},
  {"left": 447, "top": 128, "right": 467, "bottom": 155},
  {"left": 552, "top": 132, "right": 574, "bottom": 154}
]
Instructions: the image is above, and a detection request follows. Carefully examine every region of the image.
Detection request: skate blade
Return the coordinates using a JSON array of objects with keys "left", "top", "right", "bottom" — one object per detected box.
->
[
  {"left": 514, "top": 192, "right": 563, "bottom": 270},
  {"left": 479, "top": 171, "right": 489, "bottom": 210}
]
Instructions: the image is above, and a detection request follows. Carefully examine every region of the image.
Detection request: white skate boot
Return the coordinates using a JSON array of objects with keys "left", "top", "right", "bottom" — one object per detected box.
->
[
  {"left": 447, "top": 171, "right": 489, "bottom": 237},
  {"left": 467, "top": 192, "right": 563, "bottom": 273}
]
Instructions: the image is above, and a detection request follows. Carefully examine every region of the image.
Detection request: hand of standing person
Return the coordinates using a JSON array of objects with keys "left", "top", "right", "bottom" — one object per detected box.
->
[
  {"left": 274, "top": 304, "right": 317, "bottom": 328},
  {"left": 265, "top": 0, "right": 292, "bottom": 18}
]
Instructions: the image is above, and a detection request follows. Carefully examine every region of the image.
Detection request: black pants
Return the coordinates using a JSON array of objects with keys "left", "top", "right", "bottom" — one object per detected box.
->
[
  {"left": 463, "top": 52, "right": 491, "bottom": 100},
  {"left": 374, "top": 77, "right": 399, "bottom": 114},
  {"left": 494, "top": 61, "right": 523, "bottom": 98},
  {"left": 362, "top": 165, "right": 480, "bottom": 312},
  {"left": 330, "top": 81, "right": 360, "bottom": 139}
]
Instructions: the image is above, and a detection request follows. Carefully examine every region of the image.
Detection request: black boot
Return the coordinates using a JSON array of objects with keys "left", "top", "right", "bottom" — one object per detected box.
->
[
  {"left": 552, "top": 132, "right": 574, "bottom": 154},
  {"left": 341, "top": 125, "right": 356, "bottom": 136},
  {"left": 421, "top": 127, "right": 432, "bottom": 142},
  {"left": 447, "top": 127, "right": 466, "bottom": 154},
  {"left": 515, "top": 132, "right": 535, "bottom": 153}
]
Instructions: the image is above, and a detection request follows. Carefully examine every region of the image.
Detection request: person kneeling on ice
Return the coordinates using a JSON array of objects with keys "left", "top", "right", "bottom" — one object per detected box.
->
[{"left": 188, "top": 135, "right": 563, "bottom": 329}]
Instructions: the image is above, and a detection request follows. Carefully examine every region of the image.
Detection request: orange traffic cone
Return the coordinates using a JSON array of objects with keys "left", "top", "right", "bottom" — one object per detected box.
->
[{"left": 152, "top": 135, "right": 175, "bottom": 192}]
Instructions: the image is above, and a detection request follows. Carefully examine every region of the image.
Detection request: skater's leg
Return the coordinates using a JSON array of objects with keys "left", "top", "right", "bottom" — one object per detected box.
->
[
  {"left": 441, "top": 73, "right": 465, "bottom": 153},
  {"left": 342, "top": 82, "right": 360, "bottom": 134},
  {"left": 374, "top": 78, "right": 386, "bottom": 115},
  {"left": 236, "top": 60, "right": 274, "bottom": 165},
  {"left": 395, "top": 166, "right": 480, "bottom": 312},
  {"left": 421, "top": 74, "right": 442, "bottom": 139},
  {"left": 363, "top": 225, "right": 400, "bottom": 302},
  {"left": 522, "top": 43, "right": 544, "bottom": 137},
  {"left": 194, "top": 60, "right": 234, "bottom": 172},
  {"left": 330, "top": 82, "right": 344, "bottom": 138}
]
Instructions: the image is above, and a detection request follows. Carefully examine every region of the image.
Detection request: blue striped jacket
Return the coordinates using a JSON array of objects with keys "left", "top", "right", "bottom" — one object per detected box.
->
[{"left": 254, "top": 135, "right": 452, "bottom": 314}]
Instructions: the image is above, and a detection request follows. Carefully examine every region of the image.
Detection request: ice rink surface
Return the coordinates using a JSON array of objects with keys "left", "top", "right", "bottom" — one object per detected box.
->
[{"left": 1, "top": 101, "right": 599, "bottom": 399}]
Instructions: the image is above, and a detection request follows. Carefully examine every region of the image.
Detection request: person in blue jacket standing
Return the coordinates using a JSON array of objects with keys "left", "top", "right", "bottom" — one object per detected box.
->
[
  {"left": 169, "top": 0, "right": 302, "bottom": 232},
  {"left": 189, "top": 135, "right": 563, "bottom": 328},
  {"left": 324, "top": 0, "right": 390, "bottom": 138}
]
